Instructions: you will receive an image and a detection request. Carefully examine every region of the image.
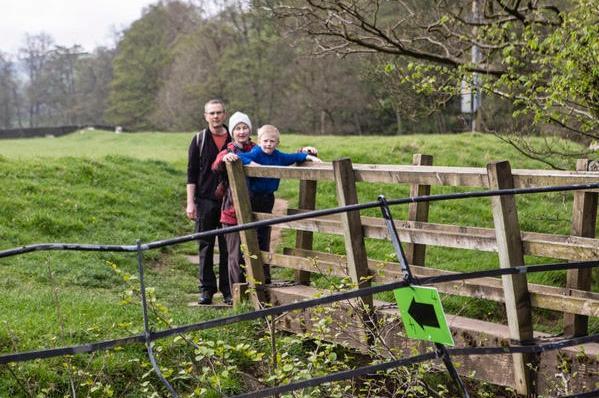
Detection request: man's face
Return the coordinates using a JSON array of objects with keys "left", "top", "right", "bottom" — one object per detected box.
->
[
  {"left": 204, "top": 103, "right": 226, "bottom": 130},
  {"left": 232, "top": 123, "right": 251, "bottom": 144},
  {"left": 259, "top": 132, "right": 279, "bottom": 155}
]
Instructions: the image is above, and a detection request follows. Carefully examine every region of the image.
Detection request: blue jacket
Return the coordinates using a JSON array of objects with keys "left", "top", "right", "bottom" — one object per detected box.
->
[{"left": 238, "top": 146, "right": 308, "bottom": 193}]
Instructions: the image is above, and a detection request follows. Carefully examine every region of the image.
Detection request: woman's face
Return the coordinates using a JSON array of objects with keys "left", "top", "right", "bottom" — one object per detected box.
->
[{"left": 233, "top": 123, "right": 251, "bottom": 144}]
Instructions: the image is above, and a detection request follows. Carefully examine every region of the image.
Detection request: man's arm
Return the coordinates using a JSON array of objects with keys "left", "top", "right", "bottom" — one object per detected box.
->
[
  {"left": 186, "top": 136, "right": 200, "bottom": 220},
  {"left": 186, "top": 184, "right": 196, "bottom": 220}
]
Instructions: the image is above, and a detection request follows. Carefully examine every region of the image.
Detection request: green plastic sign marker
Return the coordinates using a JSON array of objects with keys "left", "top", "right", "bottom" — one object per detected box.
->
[{"left": 394, "top": 285, "right": 454, "bottom": 346}]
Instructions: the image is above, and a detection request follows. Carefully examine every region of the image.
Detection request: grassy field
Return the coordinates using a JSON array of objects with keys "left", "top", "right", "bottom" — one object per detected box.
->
[
  {"left": 0, "top": 130, "right": 597, "bottom": 396},
  {"left": 0, "top": 131, "right": 192, "bottom": 167}
]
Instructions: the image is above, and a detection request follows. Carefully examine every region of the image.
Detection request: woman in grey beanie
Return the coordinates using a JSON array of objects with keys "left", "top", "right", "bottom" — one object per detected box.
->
[{"left": 211, "top": 112, "right": 255, "bottom": 300}]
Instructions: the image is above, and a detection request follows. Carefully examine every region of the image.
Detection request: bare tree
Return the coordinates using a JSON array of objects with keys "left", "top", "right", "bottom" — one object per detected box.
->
[
  {"left": 282, "top": 51, "right": 377, "bottom": 134},
  {"left": 73, "top": 47, "right": 115, "bottom": 125},
  {"left": 44, "top": 45, "right": 87, "bottom": 125},
  {"left": 19, "top": 33, "right": 54, "bottom": 127},
  {"left": 0, "top": 52, "right": 21, "bottom": 129},
  {"left": 267, "top": 1, "right": 511, "bottom": 73}
]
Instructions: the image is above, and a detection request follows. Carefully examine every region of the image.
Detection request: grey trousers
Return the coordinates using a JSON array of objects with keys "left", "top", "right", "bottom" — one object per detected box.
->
[{"left": 223, "top": 224, "right": 245, "bottom": 292}]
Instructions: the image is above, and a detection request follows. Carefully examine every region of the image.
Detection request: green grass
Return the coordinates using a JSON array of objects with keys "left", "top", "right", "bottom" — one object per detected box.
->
[
  {"left": 0, "top": 130, "right": 192, "bottom": 168},
  {"left": 0, "top": 151, "right": 255, "bottom": 396},
  {"left": 0, "top": 130, "right": 597, "bottom": 395}
]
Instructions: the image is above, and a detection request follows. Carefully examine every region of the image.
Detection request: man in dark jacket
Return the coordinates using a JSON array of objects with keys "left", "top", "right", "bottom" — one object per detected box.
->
[{"left": 186, "top": 99, "right": 232, "bottom": 305}]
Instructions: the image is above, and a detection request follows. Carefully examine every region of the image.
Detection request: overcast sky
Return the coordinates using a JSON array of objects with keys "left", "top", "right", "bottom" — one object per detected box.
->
[{"left": 0, "top": 0, "right": 157, "bottom": 55}]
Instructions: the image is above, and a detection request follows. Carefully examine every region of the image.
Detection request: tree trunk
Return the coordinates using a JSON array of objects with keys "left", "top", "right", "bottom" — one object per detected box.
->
[
  {"left": 396, "top": 108, "right": 402, "bottom": 134},
  {"left": 353, "top": 112, "right": 363, "bottom": 135}
]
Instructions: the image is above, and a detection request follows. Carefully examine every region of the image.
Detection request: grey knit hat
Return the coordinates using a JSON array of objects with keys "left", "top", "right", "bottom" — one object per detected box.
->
[{"left": 228, "top": 112, "right": 252, "bottom": 136}]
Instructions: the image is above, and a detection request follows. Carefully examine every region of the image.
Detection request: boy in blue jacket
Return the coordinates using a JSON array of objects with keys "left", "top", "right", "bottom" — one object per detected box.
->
[{"left": 236, "top": 124, "right": 320, "bottom": 283}]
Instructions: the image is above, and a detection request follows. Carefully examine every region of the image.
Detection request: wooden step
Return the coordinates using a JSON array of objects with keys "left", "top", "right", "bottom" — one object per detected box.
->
[{"left": 186, "top": 292, "right": 232, "bottom": 308}]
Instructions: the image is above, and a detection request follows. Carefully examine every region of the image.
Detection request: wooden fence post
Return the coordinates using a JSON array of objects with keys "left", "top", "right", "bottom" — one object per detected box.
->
[
  {"left": 564, "top": 159, "right": 598, "bottom": 336},
  {"left": 295, "top": 179, "right": 317, "bottom": 285},
  {"left": 226, "top": 160, "right": 266, "bottom": 307},
  {"left": 333, "top": 158, "right": 372, "bottom": 309},
  {"left": 405, "top": 154, "right": 433, "bottom": 266},
  {"left": 487, "top": 161, "right": 535, "bottom": 397}
]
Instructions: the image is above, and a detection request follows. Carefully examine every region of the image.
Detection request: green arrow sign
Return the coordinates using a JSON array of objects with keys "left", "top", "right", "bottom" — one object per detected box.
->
[{"left": 394, "top": 286, "right": 454, "bottom": 346}]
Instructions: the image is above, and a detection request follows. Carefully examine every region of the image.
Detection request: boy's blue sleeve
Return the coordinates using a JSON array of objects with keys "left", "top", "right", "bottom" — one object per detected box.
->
[
  {"left": 237, "top": 151, "right": 254, "bottom": 165},
  {"left": 278, "top": 151, "right": 308, "bottom": 166}
]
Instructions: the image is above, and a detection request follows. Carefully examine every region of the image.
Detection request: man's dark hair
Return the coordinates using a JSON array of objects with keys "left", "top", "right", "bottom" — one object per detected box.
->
[{"left": 204, "top": 99, "right": 225, "bottom": 112}]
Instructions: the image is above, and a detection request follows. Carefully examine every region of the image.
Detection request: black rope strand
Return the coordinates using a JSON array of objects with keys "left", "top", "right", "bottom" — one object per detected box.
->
[
  {"left": 145, "top": 180, "right": 599, "bottom": 251},
  {"left": 377, "top": 195, "right": 413, "bottom": 283},
  {"left": 136, "top": 241, "right": 179, "bottom": 397},
  {"left": 152, "top": 260, "right": 599, "bottom": 341}
]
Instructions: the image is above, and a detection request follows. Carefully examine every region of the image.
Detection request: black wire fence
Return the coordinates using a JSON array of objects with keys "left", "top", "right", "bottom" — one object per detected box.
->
[{"left": 1, "top": 182, "right": 599, "bottom": 398}]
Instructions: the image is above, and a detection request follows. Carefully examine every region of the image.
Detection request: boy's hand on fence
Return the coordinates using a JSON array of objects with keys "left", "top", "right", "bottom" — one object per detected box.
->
[{"left": 306, "top": 155, "right": 322, "bottom": 163}]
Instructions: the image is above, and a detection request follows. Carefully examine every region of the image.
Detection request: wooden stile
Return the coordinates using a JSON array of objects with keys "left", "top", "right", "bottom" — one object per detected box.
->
[
  {"left": 564, "top": 159, "right": 598, "bottom": 337},
  {"left": 226, "top": 160, "right": 266, "bottom": 307},
  {"left": 333, "top": 158, "right": 372, "bottom": 308},
  {"left": 405, "top": 154, "right": 433, "bottom": 266},
  {"left": 294, "top": 179, "right": 317, "bottom": 285},
  {"left": 487, "top": 161, "right": 535, "bottom": 397},
  {"left": 224, "top": 156, "right": 599, "bottom": 395}
]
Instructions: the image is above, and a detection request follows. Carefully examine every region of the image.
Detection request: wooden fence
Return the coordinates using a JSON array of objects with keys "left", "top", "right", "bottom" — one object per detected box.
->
[{"left": 225, "top": 157, "right": 599, "bottom": 397}]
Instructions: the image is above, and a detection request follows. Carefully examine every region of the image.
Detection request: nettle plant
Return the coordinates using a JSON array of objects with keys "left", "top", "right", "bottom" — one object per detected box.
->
[{"left": 109, "top": 261, "right": 261, "bottom": 396}]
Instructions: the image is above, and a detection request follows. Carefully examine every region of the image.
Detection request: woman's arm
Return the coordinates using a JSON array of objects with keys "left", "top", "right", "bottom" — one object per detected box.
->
[{"left": 211, "top": 148, "right": 229, "bottom": 171}]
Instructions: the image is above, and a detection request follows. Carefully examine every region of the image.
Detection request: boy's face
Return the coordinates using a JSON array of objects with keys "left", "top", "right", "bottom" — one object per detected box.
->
[
  {"left": 232, "top": 123, "right": 251, "bottom": 144},
  {"left": 259, "top": 132, "right": 279, "bottom": 155}
]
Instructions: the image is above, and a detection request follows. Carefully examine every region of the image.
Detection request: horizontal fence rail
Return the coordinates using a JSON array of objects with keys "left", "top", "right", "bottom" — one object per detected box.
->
[
  {"left": 273, "top": 248, "right": 599, "bottom": 317},
  {"left": 261, "top": 212, "right": 599, "bottom": 259},
  {"left": 244, "top": 162, "right": 599, "bottom": 187}
]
